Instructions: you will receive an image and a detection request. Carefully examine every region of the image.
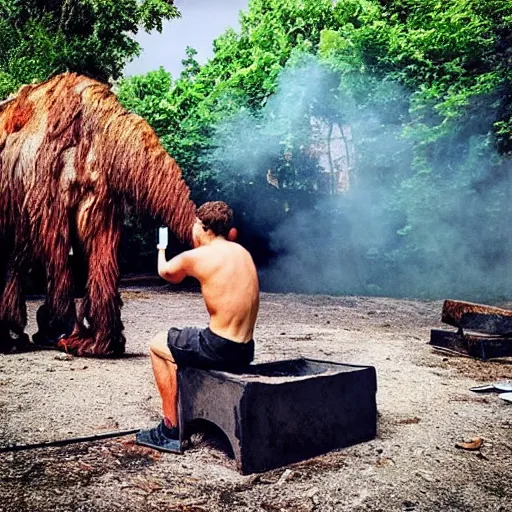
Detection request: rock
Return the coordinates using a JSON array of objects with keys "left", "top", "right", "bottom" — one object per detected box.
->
[
  {"left": 276, "top": 469, "right": 294, "bottom": 486},
  {"left": 306, "top": 486, "right": 319, "bottom": 498},
  {"left": 54, "top": 354, "right": 73, "bottom": 361}
]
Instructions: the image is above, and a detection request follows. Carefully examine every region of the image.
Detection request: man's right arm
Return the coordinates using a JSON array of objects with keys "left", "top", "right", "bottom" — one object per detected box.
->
[{"left": 158, "top": 250, "right": 191, "bottom": 284}]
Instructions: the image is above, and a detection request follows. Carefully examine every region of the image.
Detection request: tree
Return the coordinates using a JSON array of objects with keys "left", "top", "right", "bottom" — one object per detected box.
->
[
  {"left": 118, "top": 0, "right": 339, "bottom": 240},
  {"left": 320, "top": 0, "right": 512, "bottom": 154},
  {"left": 317, "top": 0, "right": 512, "bottom": 297},
  {"left": 118, "top": 0, "right": 512, "bottom": 298},
  {"left": 0, "top": 0, "right": 179, "bottom": 99}
]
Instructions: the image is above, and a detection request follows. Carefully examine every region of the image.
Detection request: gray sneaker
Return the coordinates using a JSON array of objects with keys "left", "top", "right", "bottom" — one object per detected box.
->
[{"left": 136, "top": 421, "right": 182, "bottom": 453}]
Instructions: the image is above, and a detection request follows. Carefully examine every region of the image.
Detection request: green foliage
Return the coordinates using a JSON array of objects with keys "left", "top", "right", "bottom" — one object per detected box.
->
[
  {"left": 119, "top": 0, "right": 339, "bottom": 198},
  {"left": 323, "top": 0, "right": 512, "bottom": 151},
  {"left": 0, "top": 0, "right": 179, "bottom": 98},
  {"left": 3, "top": 0, "right": 510, "bottom": 296},
  {"left": 118, "top": 0, "right": 512, "bottom": 297}
]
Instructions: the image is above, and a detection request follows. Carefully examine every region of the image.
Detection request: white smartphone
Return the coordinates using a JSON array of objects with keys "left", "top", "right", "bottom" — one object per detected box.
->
[{"left": 158, "top": 227, "right": 168, "bottom": 248}]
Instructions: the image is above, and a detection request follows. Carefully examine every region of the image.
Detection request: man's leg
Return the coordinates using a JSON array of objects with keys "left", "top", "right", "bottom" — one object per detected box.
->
[
  {"left": 136, "top": 331, "right": 181, "bottom": 452},
  {"left": 149, "top": 331, "right": 179, "bottom": 428}
]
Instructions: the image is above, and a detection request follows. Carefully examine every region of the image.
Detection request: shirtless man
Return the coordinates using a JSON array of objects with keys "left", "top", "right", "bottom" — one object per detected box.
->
[{"left": 136, "top": 201, "right": 259, "bottom": 452}]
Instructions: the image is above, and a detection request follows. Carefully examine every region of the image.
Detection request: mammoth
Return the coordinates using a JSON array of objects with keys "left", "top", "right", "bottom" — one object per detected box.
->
[{"left": 0, "top": 73, "right": 196, "bottom": 356}]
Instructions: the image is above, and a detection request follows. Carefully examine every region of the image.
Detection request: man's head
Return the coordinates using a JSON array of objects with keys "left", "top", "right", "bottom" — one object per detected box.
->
[{"left": 193, "top": 201, "right": 237, "bottom": 246}]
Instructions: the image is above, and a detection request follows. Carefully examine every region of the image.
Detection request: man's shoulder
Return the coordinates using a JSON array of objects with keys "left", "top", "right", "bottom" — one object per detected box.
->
[
  {"left": 218, "top": 240, "right": 252, "bottom": 259},
  {"left": 189, "top": 240, "right": 251, "bottom": 261},
  {"left": 182, "top": 243, "right": 226, "bottom": 264},
  {"left": 180, "top": 246, "right": 209, "bottom": 264}
]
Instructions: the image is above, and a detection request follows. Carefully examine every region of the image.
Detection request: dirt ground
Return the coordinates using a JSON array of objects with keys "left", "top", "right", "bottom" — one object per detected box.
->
[{"left": 1, "top": 287, "right": 511, "bottom": 512}]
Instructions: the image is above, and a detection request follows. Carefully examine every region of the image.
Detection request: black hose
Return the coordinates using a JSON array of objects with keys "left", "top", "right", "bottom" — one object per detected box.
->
[{"left": 0, "top": 428, "right": 141, "bottom": 453}]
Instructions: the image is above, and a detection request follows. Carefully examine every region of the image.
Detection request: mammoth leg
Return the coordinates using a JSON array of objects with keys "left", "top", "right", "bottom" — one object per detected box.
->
[
  {"left": 33, "top": 268, "right": 76, "bottom": 347},
  {"left": 0, "top": 234, "right": 10, "bottom": 350},
  {"left": 32, "top": 217, "right": 76, "bottom": 347},
  {"left": 0, "top": 238, "right": 31, "bottom": 353},
  {"left": 33, "top": 301, "right": 75, "bottom": 348},
  {"left": 58, "top": 205, "right": 125, "bottom": 357}
]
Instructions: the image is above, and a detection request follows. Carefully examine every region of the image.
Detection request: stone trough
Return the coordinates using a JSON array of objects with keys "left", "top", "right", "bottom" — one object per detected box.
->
[{"left": 178, "top": 358, "right": 378, "bottom": 474}]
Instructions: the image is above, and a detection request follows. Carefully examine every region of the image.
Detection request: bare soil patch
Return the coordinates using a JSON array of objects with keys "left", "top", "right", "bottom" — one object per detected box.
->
[{"left": 1, "top": 289, "right": 511, "bottom": 512}]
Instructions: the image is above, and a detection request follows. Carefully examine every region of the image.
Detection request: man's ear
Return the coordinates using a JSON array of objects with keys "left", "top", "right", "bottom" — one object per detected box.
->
[{"left": 228, "top": 227, "right": 238, "bottom": 241}]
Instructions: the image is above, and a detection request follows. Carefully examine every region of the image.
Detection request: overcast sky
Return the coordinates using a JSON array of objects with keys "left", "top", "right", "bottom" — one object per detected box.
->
[{"left": 124, "top": 0, "right": 250, "bottom": 79}]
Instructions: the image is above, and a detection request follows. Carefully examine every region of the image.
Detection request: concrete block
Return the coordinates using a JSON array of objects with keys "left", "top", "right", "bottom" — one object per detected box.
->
[{"left": 178, "top": 358, "right": 377, "bottom": 474}]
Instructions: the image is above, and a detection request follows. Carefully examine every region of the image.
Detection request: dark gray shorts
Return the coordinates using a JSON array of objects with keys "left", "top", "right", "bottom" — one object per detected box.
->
[{"left": 167, "top": 327, "right": 254, "bottom": 370}]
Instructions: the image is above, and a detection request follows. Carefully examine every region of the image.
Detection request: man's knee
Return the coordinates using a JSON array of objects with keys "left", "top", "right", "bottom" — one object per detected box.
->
[{"left": 150, "top": 331, "right": 174, "bottom": 361}]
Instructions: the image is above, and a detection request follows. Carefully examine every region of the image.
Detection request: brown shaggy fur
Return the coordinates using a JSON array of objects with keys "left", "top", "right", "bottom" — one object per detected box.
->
[{"left": 0, "top": 73, "right": 196, "bottom": 356}]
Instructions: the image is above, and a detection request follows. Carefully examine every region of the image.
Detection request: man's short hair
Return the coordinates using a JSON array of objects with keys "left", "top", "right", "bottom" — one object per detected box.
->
[{"left": 196, "top": 201, "right": 233, "bottom": 238}]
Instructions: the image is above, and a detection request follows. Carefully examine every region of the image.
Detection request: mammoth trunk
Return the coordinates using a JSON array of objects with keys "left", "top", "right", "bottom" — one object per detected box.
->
[{"left": 107, "top": 115, "right": 196, "bottom": 246}]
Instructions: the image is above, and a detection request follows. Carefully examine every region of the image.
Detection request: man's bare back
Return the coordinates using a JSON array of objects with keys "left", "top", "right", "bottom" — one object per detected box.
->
[
  {"left": 173, "top": 238, "right": 259, "bottom": 342},
  {"left": 158, "top": 214, "right": 259, "bottom": 343}
]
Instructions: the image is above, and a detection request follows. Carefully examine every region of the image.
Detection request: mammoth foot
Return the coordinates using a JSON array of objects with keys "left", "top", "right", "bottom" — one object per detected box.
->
[
  {"left": 33, "top": 304, "right": 75, "bottom": 349},
  {"left": 56, "top": 332, "right": 126, "bottom": 358},
  {"left": 0, "top": 332, "right": 33, "bottom": 354},
  {"left": 32, "top": 331, "right": 59, "bottom": 348}
]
